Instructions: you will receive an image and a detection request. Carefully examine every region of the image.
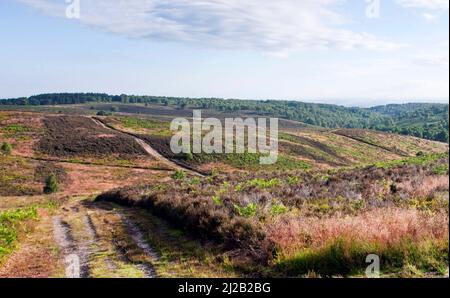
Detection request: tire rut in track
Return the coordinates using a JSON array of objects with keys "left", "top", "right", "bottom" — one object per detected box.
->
[
  {"left": 120, "top": 215, "right": 158, "bottom": 278},
  {"left": 52, "top": 216, "right": 90, "bottom": 278}
]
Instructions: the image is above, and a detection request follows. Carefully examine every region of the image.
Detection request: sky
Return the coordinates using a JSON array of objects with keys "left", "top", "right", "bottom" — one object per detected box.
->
[{"left": 0, "top": 0, "right": 448, "bottom": 106}]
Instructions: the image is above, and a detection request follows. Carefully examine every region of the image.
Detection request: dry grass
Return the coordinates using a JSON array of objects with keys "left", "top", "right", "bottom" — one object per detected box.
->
[
  {"left": 267, "top": 208, "right": 448, "bottom": 256},
  {"left": 397, "top": 175, "right": 449, "bottom": 198},
  {"left": 268, "top": 208, "right": 449, "bottom": 277}
]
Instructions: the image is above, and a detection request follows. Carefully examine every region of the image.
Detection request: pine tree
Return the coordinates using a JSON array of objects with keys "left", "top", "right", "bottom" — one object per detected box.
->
[{"left": 44, "top": 174, "right": 59, "bottom": 194}]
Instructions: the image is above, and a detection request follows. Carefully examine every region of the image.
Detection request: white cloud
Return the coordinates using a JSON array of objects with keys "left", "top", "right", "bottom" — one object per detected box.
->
[
  {"left": 18, "top": 0, "right": 400, "bottom": 54},
  {"left": 415, "top": 54, "right": 450, "bottom": 67},
  {"left": 396, "top": 0, "right": 449, "bottom": 10},
  {"left": 422, "top": 12, "right": 439, "bottom": 22}
]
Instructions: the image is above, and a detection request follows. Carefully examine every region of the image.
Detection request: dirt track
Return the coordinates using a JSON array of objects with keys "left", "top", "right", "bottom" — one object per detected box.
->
[
  {"left": 50, "top": 202, "right": 159, "bottom": 278},
  {"left": 90, "top": 117, "right": 204, "bottom": 177}
]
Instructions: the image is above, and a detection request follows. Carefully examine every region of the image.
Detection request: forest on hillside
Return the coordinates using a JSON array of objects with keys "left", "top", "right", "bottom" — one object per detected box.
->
[{"left": 1, "top": 93, "right": 448, "bottom": 142}]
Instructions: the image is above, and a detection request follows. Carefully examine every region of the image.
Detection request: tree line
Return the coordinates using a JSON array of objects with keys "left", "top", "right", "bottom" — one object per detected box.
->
[{"left": 1, "top": 93, "right": 448, "bottom": 142}]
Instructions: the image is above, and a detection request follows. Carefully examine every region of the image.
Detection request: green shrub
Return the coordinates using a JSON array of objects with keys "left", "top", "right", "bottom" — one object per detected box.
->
[
  {"left": 184, "top": 152, "right": 194, "bottom": 162},
  {"left": 234, "top": 203, "right": 257, "bottom": 218},
  {"left": 212, "top": 196, "right": 223, "bottom": 206},
  {"left": 171, "top": 170, "right": 186, "bottom": 180},
  {"left": 190, "top": 177, "right": 201, "bottom": 185},
  {"left": 1, "top": 142, "right": 12, "bottom": 155},
  {"left": 43, "top": 174, "right": 59, "bottom": 194},
  {"left": 271, "top": 203, "right": 289, "bottom": 216}
]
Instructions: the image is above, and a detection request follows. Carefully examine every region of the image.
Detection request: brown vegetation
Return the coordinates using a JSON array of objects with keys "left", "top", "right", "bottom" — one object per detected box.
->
[
  {"left": 96, "top": 153, "right": 449, "bottom": 276},
  {"left": 38, "top": 116, "right": 146, "bottom": 157}
]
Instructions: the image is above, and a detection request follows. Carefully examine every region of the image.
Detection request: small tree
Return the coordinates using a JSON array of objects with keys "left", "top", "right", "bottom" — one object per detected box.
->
[
  {"left": 44, "top": 174, "right": 59, "bottom": 194},
  {"left": 1, "top": 142, "right": 12, "bottom": 155}
]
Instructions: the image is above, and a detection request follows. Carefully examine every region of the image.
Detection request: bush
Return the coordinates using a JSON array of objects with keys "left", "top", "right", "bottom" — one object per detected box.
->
[
  {"left": 234, "top": 203, "right": 257, "bottom": 218},
  {"left": 171, "top": 170, "right": 186, "bottom": 180},
  {"left": 1, "top": 142, "right": 12, "bottom": 155},
  {"left": 96, "top": 110, "right": 112, "bottom": 116},
  {"left": 271, "top": 203, "right": 289, "bottom": 216},
  {"left": 0, "top": 207, "right": 38, "bottom": 259},
  {"left": 43, "top": 174, "right": 59, "bottom": 194}
]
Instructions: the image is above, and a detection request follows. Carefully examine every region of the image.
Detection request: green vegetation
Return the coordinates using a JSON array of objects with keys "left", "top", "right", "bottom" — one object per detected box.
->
[
  {"left": 171, "top": 170, "right": 187, "bottom": 180},
  {"left": 43, "top": 174, "right": 59, "bottom": 194},
  {"left": 433, "top": 164, "right": 449, "bottom": 175},
  {"left": 270, "top": 203, "right": 289, "bottom": 216},
  {"left": 0, "top": 207, "right": 38, "bottom": 261},
  {"left": 212, "top": 196, "right": 223, "bottom": 206},
  {"left": 1, "top": 124, "right": 30, "bottom": 137},
  {"left": 233, "top": 203, "right": 257, "bottom": 218},
  {"left": 1, "top": 93, "right": 448, "bottom": 142},
  {"left": 115, "top": 116, "right": 170, "bottom": 136},
  {"left": 276, "top": 237, "right": 449, "bottom": 277},
  {"left": 1, "top": 142, "right": 12, "bottom": 155},
  {"left": 373, "top": 152, "right": 448, "bottom": 169},
  {"left": 118, "top": 117, "right": 168, "bottom": 131},
  {"left": 236, "top": 178, "right": 281, "bottom": 191}
]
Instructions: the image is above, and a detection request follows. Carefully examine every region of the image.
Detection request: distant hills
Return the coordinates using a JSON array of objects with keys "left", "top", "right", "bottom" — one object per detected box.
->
[{"left": 1, "top": 93, "right": 448, "bottom": 142}]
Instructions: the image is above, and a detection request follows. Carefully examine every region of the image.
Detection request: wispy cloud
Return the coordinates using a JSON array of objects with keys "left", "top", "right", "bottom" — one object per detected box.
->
[
  {"left": 422, "top": 12, "right": 439, "bottom": 22},
  {"left": 396, "top": 0, "right": 449, "bottom": 10},
  {"left": 415, "top": 54, "right": 449, "bottom": 67},
  {"left": 18, "top": 0, "right": 401, "bottom": 54}
]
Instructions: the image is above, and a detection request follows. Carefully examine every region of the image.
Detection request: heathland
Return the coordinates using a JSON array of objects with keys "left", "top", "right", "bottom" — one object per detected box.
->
[{"left": 0, "top": 99, "right": 448, "bottom": 278}]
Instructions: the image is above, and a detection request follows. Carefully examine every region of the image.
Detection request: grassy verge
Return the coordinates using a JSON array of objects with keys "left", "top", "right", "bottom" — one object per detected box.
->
[{"left": 276, "top": 237, "right": 448, "bottom": 277}]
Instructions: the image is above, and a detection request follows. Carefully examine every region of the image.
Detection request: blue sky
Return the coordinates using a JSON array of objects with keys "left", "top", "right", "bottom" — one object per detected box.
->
[{"left": 0, "top": 0, "right": 448, "bottom": 106}]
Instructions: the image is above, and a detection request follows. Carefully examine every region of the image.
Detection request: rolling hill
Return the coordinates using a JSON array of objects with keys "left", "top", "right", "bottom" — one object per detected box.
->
[{"left": 1, "top": 93, "right": 448, "bottom": 142}]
